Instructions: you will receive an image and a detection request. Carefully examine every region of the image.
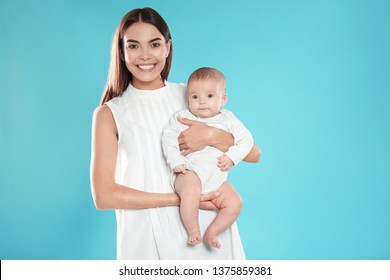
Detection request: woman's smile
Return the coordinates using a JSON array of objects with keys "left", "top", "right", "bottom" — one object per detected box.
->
[{"left": 137, "top": 64, "right": 156, "bottom": 71}]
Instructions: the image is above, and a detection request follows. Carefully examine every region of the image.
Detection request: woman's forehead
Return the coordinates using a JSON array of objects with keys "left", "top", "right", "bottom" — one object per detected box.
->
[{"left": 123, "top": 22, "right": 164, "bottom": 41}]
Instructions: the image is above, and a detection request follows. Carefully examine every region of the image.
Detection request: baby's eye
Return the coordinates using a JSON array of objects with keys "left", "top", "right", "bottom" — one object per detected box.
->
[
  {"left": 207, "top": 94, "right": 214, "bottom": 98},
  {"left": 191, "top": 95, "right": 198, "bottom": 99}
]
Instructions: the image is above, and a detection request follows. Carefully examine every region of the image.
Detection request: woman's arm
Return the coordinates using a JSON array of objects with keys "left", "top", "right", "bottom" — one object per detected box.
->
[
  {"left": 244, "top": 144, "right": 261, "bottom": 163},
  {"left": 178, "top": 117, "right": 233, "bottom": 155},
  {"left": 90, "top": 105, "right": 180, "bottom": 210},
  {"left": 177, "top": 117, "right": 261, "bottom": 163}
]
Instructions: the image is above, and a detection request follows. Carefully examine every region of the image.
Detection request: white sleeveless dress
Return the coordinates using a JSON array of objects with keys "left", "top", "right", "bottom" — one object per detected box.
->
[{"left": 105, "top": 82, "right": 246, "bottom": 260}]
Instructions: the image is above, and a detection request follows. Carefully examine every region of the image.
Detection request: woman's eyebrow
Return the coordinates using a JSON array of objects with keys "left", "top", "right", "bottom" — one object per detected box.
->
[
  {"left": 149, "top": 38, "right": 163, "bottom": 43},
  {"left": 125, "top": 38, "right": 163, "bottom": 43}
]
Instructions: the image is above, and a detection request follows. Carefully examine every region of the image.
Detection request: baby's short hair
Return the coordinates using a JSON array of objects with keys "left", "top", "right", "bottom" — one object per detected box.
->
[{"left": 188, "top": 67, "right": 226, "bottom": 91}]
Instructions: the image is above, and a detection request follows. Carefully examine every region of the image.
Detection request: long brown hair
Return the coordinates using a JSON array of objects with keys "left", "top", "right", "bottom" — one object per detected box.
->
[{"left": 100, "top": 8, "right": 173, "bottom": 105}]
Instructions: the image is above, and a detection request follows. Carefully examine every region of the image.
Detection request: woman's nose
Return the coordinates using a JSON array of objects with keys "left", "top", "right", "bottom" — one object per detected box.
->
[{"left": 139, "top": 47, "right": 150, "bottom": 59}]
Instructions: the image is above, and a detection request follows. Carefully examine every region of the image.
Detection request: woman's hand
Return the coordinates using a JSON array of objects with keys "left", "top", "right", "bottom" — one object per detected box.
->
[
  {"left": 178, "top": 117, "right": 212, "bottom": 156},
  {"left": 198, "top": 181, "right": 240, "bottom": 212},
  {"left": 199, "top": 191, "right": 220, "bottom": 211},
  {"left": 178, "top": 117, "right": 234, "bottom": 156}
]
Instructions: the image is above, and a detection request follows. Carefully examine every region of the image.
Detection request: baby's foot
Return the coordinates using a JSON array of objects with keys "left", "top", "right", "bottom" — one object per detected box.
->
[
  {"left": 204, "top": 232, "right": 221, "bottom": 249},
  {"left": 188, "top": 230, "right": 202, "bottom": 245}
]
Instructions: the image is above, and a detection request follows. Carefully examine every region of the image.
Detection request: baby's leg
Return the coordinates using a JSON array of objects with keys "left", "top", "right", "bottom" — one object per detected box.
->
[
  {"left": 175, "top": 171, "right": 202, "bottom": 245},
  {"left": 204, "top": 181, "right": 242, "bottom": 249}
]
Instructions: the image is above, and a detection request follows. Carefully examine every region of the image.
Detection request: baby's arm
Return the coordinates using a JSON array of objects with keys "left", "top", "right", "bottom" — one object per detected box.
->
[
  {"left": 162, "top": 113, "right": 187, "bottom": 170},
  {"left": 223, "top": 111, "right": 254, "bottom": 167},
  {"left": 173, "top": 164, "right": 187, "bottom": 174}
]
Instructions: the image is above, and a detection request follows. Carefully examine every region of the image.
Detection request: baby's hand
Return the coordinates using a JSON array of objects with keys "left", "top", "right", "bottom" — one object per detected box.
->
[
  {"left": 217, "top": 154, "right": 234, "bottom": 171},
  {"left": 173, "top": 164, "right": 187, "bottom": 174}
]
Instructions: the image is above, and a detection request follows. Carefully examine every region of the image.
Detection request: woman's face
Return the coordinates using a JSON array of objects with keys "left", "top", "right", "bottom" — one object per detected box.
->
[{"left": 122, "top": 22, "right": 171, "bottom": 90}]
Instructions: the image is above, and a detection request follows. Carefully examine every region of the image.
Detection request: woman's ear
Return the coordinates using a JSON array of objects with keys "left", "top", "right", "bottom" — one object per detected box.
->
[
  {"left": 119, "top": 48, "right": 125, "bottom": 61},
  {"left": 165, "top": 39, "right": 172, "bottom": 58}
]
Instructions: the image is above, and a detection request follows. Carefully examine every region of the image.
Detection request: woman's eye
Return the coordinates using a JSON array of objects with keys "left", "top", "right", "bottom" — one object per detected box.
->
[
  {"left": 151, "top": 43, "right": 161, "bottom": 48},
  {"left": 127, "top": 44, "right": 138, "bottom": 49}
]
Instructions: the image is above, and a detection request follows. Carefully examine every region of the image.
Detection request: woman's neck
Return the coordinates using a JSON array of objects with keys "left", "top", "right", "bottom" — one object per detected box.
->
[{"left": 132, "top": 78, "right": 165, "bottom": 90}]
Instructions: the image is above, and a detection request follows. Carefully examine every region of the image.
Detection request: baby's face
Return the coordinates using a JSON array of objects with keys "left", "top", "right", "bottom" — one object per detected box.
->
[{"left": 187, "top": 78, "right": 227, "bottom": 118}]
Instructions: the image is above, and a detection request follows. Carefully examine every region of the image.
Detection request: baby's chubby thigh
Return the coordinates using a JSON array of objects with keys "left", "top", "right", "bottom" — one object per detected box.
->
[{"left": 186, "top": 147, "right": 227, "bottom": 194}]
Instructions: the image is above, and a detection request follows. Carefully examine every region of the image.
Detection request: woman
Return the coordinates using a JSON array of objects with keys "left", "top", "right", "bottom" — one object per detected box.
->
[{"left": 90, "top": 7, "right": 260, "bottom": 259}]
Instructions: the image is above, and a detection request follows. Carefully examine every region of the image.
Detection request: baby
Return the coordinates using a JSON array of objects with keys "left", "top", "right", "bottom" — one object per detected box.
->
[{"left": 162, "top": 67, "right": 254, "bottom": 248}]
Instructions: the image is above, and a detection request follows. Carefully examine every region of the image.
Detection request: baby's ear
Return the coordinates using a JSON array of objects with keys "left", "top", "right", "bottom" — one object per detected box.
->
[{"left": 222, "top": 93, "right": 228, "bottom": 106}]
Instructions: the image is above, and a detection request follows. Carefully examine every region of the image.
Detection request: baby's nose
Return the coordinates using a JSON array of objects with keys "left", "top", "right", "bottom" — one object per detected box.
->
[{"left": 199, "top": 97, "right": 206, "bottom": 104}]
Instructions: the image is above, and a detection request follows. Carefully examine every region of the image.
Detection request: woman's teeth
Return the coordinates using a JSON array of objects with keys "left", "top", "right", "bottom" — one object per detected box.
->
[{"left": 138, "top": 65, "right": 154, "bottom": 70}]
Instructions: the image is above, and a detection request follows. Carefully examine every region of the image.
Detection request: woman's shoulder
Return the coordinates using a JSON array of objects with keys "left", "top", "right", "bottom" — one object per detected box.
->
[
  {"left": 166, "top": 81, "right": 187, "bottom": 93},
  {"left": 93, "top": 105, "right": 113, "bottom": 121},
  {"left": 104, "top": 93, "right": 125, "bottom": 106},
  {"left": 92, "top": 105, "right": 117, "bottom": 131}
]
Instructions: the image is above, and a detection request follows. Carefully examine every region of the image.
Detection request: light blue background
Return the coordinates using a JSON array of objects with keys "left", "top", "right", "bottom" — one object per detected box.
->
[{"left": 1, "top": 0, "right": 389, "bottom": 259}]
